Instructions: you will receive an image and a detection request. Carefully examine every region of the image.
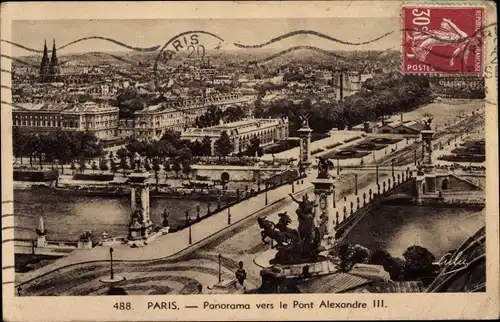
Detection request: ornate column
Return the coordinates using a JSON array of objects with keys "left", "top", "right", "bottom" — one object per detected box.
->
[
  {"left": 312, "top": 171, "right": 336, "bottom": 249},
  {"left": 128, "top": 169, "right": 154, "bottom": 246},
  {"left": 298, "top": 125, "right": 313, "bottom": 169}
]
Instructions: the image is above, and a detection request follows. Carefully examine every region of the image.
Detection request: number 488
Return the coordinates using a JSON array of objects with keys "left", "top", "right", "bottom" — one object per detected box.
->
[{"left": 113, "top": 302, "right": 132, "bottom": 310}]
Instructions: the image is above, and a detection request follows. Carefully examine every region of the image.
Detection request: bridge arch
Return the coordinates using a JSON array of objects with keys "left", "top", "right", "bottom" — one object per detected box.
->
[
  {"left": 221, "top": 171, "right": 230, "bottom": 182},
  {"left": 441, "top": 178, "right": 449, "bottom": 190}
]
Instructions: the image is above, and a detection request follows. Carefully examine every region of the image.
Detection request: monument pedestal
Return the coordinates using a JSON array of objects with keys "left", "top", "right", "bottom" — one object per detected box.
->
[
  {"left": 312, "top": 177, "right": 336, "bottom": 250},
  {"left": 127, "top": 171, "right": 155, "bottom": 246},
  {"left": 298, "top": 126, "right": 313, "bottom": 169},
  {"left": 36, "top": 235, "right": 47, "bottom": 248}
]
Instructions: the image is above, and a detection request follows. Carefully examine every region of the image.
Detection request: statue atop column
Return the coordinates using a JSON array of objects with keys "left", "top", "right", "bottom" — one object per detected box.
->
[
  {"left": 316, "top": 156, "right": 333, "bottom": 179},
  {"left": 298, "top": 114, "right": 310, "bottom": 128},
  {"left": 133, "top": 152, "right": 143, "bottom": 172}
]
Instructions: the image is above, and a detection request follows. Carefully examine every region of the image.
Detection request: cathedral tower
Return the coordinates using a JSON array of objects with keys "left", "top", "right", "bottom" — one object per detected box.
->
[
  {"left": 49, "top": 39, "right": 60, "bottom": 81},
  {"left": 39, "top": 40, "right": 50, "bottom": 82}
]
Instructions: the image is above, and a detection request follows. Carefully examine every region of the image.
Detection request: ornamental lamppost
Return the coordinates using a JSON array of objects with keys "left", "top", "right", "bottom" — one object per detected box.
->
[
  {"left": 354, "top": 174, "right": 358, "bottom": 195},
  {"left": 265, "top": 181, "right": 268, "bottom": 206},
  {"left": 227, "top": 205, "right": 231, "bottom": 225},
  {"left": 188, "top": 217, "right": 192, "bottom": 245},
  {"left": 218, "top": 253, "right": 222, "bottom": 283},
  {"left": 109, "top": 247, "right": 115, "bottom": 280},
  {"left": 391, "top": 159, "right": 395, "bottom": 179}
]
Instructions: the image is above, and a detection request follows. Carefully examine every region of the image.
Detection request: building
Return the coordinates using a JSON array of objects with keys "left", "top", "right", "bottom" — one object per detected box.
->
[
  {"left": 12, "top": 101, "right": 119, "bottom": 139},
  {"left": 376, "top": 120, "right": 426, "bottom": 135},
  {"left": 181, "top": 117, "right": 289, "bottom": 155},
  {"left": 132, "top": 93, "right": 254, "bottom": 140},
  {"left": 39, "top": 39, "right": 61, "bottom": 83}
]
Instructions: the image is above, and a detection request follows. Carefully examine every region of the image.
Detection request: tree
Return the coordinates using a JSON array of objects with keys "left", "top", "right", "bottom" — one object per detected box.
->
[
  {"left": 110, "top": 160, "right": 118, "bottom": 174},
  {"left": 152, "top": 158, "right": 161, "bottom": 191},
  {"left": 368, "top": 249, "right": 405, "bottom": 281},
  {"left": 403, "top": 245, "right": 436, "bottom": 281},
  {"left": 246, "top": 135, "right": 263, "bottom": 157},
  {"left": 99, "top": 157, "right": 109, "bottom": 172},
  {"left": 215, "top": 130, "right": 233, "bottom": 159},
  {"left": 91, "top": 161, "right": 98, "bottom": 173},
  {"left": 144, "top": 159, "right": 151, "bottom": 171},
  {"left": 334, "top": 242, "right": 370, "bottom": 272},
  {"left": 182, "top": 162, "right": 192, "bottom": 179},
  {"left": 201, "top": 136, "right": 213, "bottom": 156},
  {"left": 172, "top": 159, "right": 182, "bottom": 178},
  {"left": 119, "top": 157, "right": 129, "bottom": 173}
]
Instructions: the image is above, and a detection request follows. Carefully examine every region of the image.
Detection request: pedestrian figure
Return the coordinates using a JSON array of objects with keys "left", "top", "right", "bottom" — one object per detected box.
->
[{"left": 235, "top": 261, "right": 247, "bottom": 288}]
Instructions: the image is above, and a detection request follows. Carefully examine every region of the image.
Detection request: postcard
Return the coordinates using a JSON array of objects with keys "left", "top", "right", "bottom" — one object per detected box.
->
[{"left": 1, "top": 1, "right": 498, "bottom": 321}]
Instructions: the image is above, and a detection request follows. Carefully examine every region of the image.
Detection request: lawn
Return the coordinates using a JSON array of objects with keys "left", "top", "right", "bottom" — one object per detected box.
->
[{"left": 323, "top": 149, "right": 371, "bottom": 159}]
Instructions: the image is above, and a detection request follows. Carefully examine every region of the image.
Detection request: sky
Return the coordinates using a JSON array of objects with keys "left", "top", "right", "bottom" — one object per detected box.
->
[{"left": 11, "top": 18, "right": 400, "bottom": 56}]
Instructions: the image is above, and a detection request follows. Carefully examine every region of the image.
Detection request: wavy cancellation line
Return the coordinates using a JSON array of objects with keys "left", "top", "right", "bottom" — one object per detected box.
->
[
  {"left": 1, "top": 37, "right": 160, "bottom": 54},
  {"left": 234, "top": 29, "right": 395, "bottom": 49}
]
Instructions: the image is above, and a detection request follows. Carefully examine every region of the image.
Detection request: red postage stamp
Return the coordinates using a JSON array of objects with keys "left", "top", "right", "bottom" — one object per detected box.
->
[{"left": 402, "top": 6, "right": 484, "bottom": 75}]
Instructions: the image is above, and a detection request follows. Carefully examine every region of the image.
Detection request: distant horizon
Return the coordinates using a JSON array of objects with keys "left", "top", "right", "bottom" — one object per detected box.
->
[{"left": 11, "top": 18, "right": 400, "bottom": 57}]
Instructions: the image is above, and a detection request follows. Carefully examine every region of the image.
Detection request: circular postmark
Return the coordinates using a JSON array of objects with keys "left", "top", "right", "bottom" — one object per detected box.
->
[{"left": 153, "top": 31, "right": 228, "bottom": 89}]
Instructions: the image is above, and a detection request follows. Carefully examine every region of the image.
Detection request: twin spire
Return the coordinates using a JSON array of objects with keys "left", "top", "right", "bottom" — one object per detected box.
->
[
  {"left": 39, "top": 39, "right": 60, "bottom": 82},
  {"left": 42, "top": 39, "right": 58, "bottom": 63}
]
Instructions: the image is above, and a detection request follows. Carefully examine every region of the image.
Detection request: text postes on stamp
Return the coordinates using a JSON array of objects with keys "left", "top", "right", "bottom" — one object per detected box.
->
[{"left": 403, "top": 6, "right": 484, "bottom": 75}]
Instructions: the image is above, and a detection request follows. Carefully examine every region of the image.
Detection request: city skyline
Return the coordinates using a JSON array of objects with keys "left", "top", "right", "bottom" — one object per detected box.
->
[{"left": 11, "top": 18, "right": 400, "bottom": 56}]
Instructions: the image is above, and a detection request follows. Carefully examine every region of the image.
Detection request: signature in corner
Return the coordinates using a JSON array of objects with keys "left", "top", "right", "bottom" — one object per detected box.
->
[{"left": 433, "top": 251, "right": 470, "bottom": 275}]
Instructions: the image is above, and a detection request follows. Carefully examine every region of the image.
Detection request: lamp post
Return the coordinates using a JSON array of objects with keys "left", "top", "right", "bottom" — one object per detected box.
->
[
  {"left": 414, "top": 150, "right": 417, "bottom": 165},
  {"left": 227, "top": 205, "right": 231, "bottom": 225},
  {"left": 391, "top": 159, "right": 395, "bottom": 178},
  {"left": 265, "top": 181, "right": 268, "bottom": 206},
  {"left": 376, "top": 164, "right": 379, "bottom": 184},
  {"left": 218, "top": 253, "right": 222, "bottom": 283},
  {"left": 188, "top": 217, "right": 192, "bottom": 245},
  {"left": 336, "top": 158, "right": 340, "bottom": 176},
  {"left": 109, "top": 247, "right": 114, "bottom": 280},
  {"left": 333, "top": 186, "right": 336, "bottom": 208},
  {"left": 354, "top": 174, "right": 358, "bottom": 195},
  {"left": 17, "top": 286, "right": 22, "bottom": 296},
  {"left": 291, "top": 179, "right": 295, "bottom": 193}
]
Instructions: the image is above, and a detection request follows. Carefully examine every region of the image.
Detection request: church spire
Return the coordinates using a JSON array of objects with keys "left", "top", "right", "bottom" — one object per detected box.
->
[
  {"left": 49, "top": 38, "right": 60, "bottom": 81},
  {"left": 40, "top": 39, "right": 50, "bottom": 82},
  {"left": 50, "top": 39, "right": 58, "bottom": 63}
]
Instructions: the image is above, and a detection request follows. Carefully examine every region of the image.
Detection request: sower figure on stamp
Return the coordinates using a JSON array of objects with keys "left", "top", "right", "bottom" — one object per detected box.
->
[
  {"left": 406, "top": 18, "right": 481, "bottom": 67},
  {"left": 235, "top": 261, "right": 247, "bottom": 288}
]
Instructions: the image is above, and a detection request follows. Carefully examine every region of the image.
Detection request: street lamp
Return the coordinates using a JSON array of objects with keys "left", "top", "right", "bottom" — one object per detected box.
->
[
  {"left": 291, "top": 179, "right": 295, "bottom": 193},
  {"left": 227, "top": 205, "right": 231, "bottom": 225},
  {"left": 333, "top": 186, "right": 336, "bottom": 208},
  {"left": 354, "top": 174, "right": 358, "bottom": 195},
  {"left": 265, "top": 181, "right": 268, "bottom": 206},
  {"left": 109, "top": 247, "right": 114, "bottom": 280},
  {"left": 218, "top": 253, "right": 222, "bottom": 283},
  {"left": 188, "top": 217, "right": 192, "bottom": 245},
  {"left": 376, "top": 164, "right": 379, "bottom": 184},
  {"left": 17, "top": 286, "right": 22, "bottom": 296},
  {"left": 336, "top": 158, "right": 340, "bottom": 176}
]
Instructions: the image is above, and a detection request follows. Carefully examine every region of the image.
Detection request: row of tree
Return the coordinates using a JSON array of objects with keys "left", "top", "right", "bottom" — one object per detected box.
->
[
  {"left": 13, "top": 128, "right": 103, "bottom": 172},
  {"left": 195, "top": 105, "right": 247, "bottom": 128},
  {"left": 255, "top": 74, "right": 431, "bottom": 136}
]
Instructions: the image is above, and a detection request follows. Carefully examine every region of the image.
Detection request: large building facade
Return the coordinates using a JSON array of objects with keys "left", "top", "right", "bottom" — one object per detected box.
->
[
  {"left": 181, "top": 117, "right": 289, "bottom": 155},
  {"left": 12, "top": 101, "right": 119, "bottom": 139},
  {"left": 132, "top": 93, "right": 254, "bottom": 139}
]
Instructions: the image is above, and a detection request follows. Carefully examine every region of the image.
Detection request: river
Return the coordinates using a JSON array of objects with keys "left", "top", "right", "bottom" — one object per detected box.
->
[
  {"left": 14, "top": 190, "right": 213, "bottom": 241},
  {"left": 14, "top": 190, "right": 485, "bottom": 259},
  {"left": 344, "top": 204, "right": 485, "bottom": 259}
]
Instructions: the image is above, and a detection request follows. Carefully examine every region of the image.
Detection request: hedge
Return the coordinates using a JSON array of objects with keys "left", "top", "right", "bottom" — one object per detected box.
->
[
  {"left": 13, "top": 169, "right": 58, "bottom": 182},
  {"left": 73, "top": 173, "right": 115, "bottom": 181}
]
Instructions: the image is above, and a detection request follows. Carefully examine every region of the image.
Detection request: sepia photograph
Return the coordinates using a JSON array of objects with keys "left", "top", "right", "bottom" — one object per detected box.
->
[{"left": 1, "top": 1, "right": 498, "bottom": 321}]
